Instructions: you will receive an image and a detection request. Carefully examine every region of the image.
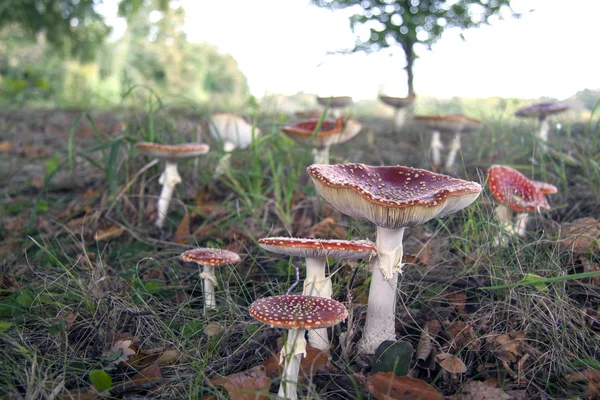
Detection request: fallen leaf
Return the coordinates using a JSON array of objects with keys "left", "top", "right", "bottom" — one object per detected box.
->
[
  {"left": 174, "top": 211, "right": 191, "bottom": 244},
  {"left": 204, "top": 321, "right": 226, "bottom": 338},
  {"left": 60, "top": 388, "right": 101, "bottom": 400},
  {"left": 416, "top": 321, "right": 435, "bottom": 362},
  {"left": 447, "top": 321, "right": 478, "bottom": 351},
  {"left": 366, "top": 371, "right": 444, "bottom": 400},
  {"left": 124, "top": 362, "right": 162, "bottom": 391},
  {"left": 457, "top": 380, "right": 514, "bottom": 400},
  {"left": 559, "top": 217, "right": 600, "bottom": 253},
  {"left": 102, "top": 339, "right": 137, "bottom": 366},
  {"left": 264, "top": 346, "right": 331, "bottom": 381},
  {"left": 445, "top": 291, "right": 468, "bottom": 316},
  {"left": 309, "top": 217, "right": 349, "bottom": 240},
  {"left": 20, "top": 143, "right": 53, "bottom": 158},
  {"left": 94, "top": 225, "right": 125, "bottom": 241},
  {"left": 210, "top": 364, "right": 271, "bottom": 400},
  {"left": 0, "top": 140, "right": 13, "bottom": 152},
  {"left": 436, "top": 352, "right": 467, "bottom": 374}
]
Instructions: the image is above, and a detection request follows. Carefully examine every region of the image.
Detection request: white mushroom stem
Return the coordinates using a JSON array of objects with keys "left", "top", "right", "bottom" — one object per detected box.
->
[
  {"left": 214, "top": 141, "right": 236, "bottom": 178},
  {"left": 358, "top": 226, "right": 405, "bottom": 354},
  {"left": 445, "top": 133, "right": 461, "bottom": 172},
  {"left": 303, "top": 257, "right": 333, "bottom": 350},
  {"left": 155, "top": 160, "right": 182, "bottom": 228},
  {"left": 311, "top": 147, "right": 330, "bottom": 164},
  {"left": 515, "top": 212, "right": 529, "bottom": 237},
  {"left": 536, "top": 116, "right": 550, "bottom": 143},
  {"left": 393, "top": 108, "right": 408, "bottom": 133},
  {"left": 493, "top": 204, "right": 515, "bottom": 247},
  {"left": 200, "top": 265, "right": 218, "bottom": 310},
  {"left": 278, "top": 328, "right": 306, "bottom": 400},
  {"left": 430, "top": 131, "right": 443, "bottom": 169}
]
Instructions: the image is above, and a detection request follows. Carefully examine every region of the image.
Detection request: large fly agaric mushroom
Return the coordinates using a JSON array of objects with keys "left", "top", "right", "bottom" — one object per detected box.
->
[
  {"left": 249, "top": 295, "right": 348, "bottom": 400},
  {"left": 515, "top": 102, "right": 569, "bottom": 146},
  {"left": 282, "top": 117, "right": 363, "bottom": 164},
  {"left": 487, "top": 165, "right": 556, "bottom": 245},
  {"left": 413, "top": 114, "right": 483, "bottom": 172},
  {"left": 180, "top": 248, "right": 241, "bottom": 310},
  {"left": 378, "top": 94, "right": 416, "bottom": 133},
  {"left": 258, "top": 237, "right": 376, "bottom": 349},
  {"left": 208, "top": 112, "right": 261, "bottom": 176},
  {"left": 316, "top": 96, "right": 353, "bottom": 118},
  {"left": 136, "top": 142, "right": 210, "bottom": 228},
  {"left": 307, "top": 163, "right": 482, "bottom": 354}
]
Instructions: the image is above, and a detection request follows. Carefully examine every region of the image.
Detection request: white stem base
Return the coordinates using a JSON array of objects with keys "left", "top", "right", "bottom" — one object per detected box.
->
[
  {"left": 200, "top": 265, "right": 217, "bottom": 310},
  {"left": 492, "top": 205, "right": 515, "bottom": 247},
  {"left": 430, "top": 131, "right": 443, "bottom": 170},
  {"left": 303, "top": 258, "right": 333, "bottom": 350},
  {"left": 393, "top": 109, "right": 407, "bottom": 133},
  {"left": 155, "top": 161, "right": 182, "bottom": 228},
  {"left": 445, "top": 133, "right": 461, "bottom": 172},
  {"left": 536, "top": 117, "right": 549, "bottom": 142},
  {"left": 312, "top": 147, "right": 330, "bottom": 164},
  {"left": 278, "top": 329, "right": 306, "bottom": 400},
  {"left": 515, "top": 212, "right": 529, "bottom": 237},
  {"left": 358, "top": 226, "right": 404, "bottom": 354}
]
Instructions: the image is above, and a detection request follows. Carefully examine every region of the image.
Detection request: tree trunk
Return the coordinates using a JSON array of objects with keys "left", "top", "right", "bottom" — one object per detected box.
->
[{"left": 403, "top": 42, "right": 416, "bottom": 96}]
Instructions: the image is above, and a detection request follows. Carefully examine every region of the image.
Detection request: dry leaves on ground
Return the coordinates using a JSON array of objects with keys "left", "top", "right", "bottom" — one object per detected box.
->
[
  {"left": 559, "top": 217, "right": 600, "bottom": 253},
  {"left": 365, "top": 371, "right": 444, "bottom": 400},
  {"left": 263, "top": 346, "right": 332, "bottom": 382},
  {"left": 210, "top": 364, "right": 271, "bottom": 400}
]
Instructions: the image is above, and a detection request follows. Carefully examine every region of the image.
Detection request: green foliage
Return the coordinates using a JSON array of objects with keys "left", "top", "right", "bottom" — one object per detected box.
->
[{"left": 311, "top": 0, "right": 520, "bottom": 93}]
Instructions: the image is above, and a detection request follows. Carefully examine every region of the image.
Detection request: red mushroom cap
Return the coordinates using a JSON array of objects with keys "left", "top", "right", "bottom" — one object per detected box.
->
[
  {"left": 249, "top": 295, "right": 348, "bottom": 329},
  {"left": 136, "top": 142, "right": 210, "bottom": 159},
  {"left": 258, "top": 237, "right": 377, "bottom": 260},
  {"left": 282, "top": 118, "right": 342, "bottom": 137},
  {"left": 180, "top": 248, "right": 241, "bottom": 266},
  {"left": 487, "top": 165, "right": 552, "bottom": 212},
  {"left": 307, "top": 163, "right": 482, "bottom": 228},
  {"left": 532, "top": 180, "right": 558, "bottom": 195}
]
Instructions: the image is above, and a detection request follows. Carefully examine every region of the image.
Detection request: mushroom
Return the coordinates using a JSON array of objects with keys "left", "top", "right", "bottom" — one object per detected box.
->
[
  {"left": 281, "top": 117, "right": 363, "bottom": 164},
  {"left": 413, "top": 114, "right": 483, "bottom": 173},
  {"left": 207, "top": 112, "right": 261, "bottom": 177},
  {"left": 316, "top": 96, "right": 353, "bottom": 118},
  {"left": 487, "top": 165, "right": 556, "bottom": 246},
  {"left": 258, "top": 237, "right": 376, "bottom": 350},
  {"left": 249, "top": 295, "right": 348, "bottom": 400},
  {"left": 378, "top": 94, "right": 416, "bottom": 133},
  {"left": 136, "top": 142, "right": 210, "bottom": 228},
  {"left": 307, "top": 163, "right": 482, "bottom": 354},
  {"left": 180, "top": 248, "right": 241, "bottom": 310},
  {"left": 515, "top": 102, "right": 569, "bottom": 146}
]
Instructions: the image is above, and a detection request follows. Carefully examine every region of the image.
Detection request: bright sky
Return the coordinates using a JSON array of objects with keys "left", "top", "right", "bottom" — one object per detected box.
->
[{"left": 180, "top": 0, "right": 599, "bottom": 100}]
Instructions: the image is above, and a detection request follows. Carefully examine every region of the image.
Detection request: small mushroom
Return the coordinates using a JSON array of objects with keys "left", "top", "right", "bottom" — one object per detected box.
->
[
  {"left": 378, "top": 94, "right": 415, "bottom": 133},
  {"left": 316, "top": 96, "right": 353, "bottom": 118},
  {"left": 281, "top": 117, "right": 363, "bottom": 164},
  {"left": 249, "top": 295, "right": 348, "bottom": 400},
  {"left": 258, "top": 237, "right": 376, "bottom": 349},
  {"left": 307, "top": 163, "right": 481, "bottom": 354},
  {"left": 208, "top": 113, "right": 261, "bottom": 177},
  {"left": 136, "top": 142, "right": 210, "bottom": 228},
  {"left": 414, "top": 114, "right": 483, "bottom": 172},
  {"left": 515, "top": 102, "right": 569, "bottom": 146},
  {"left": 180, "top": 248, "right": 241, "bottom": 310},
  {"left": 487, "top": 165, "right": 555, "bottom": 246}
]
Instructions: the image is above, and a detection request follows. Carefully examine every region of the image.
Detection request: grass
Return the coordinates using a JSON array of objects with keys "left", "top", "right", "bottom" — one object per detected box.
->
[{"left": 1, "top": 96, "right": 600, "bottom": 399}]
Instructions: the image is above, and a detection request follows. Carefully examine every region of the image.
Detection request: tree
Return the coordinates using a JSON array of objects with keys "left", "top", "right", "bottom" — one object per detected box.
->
[{"left": 311, "top": 0, "right": 520, "bottom": 95}]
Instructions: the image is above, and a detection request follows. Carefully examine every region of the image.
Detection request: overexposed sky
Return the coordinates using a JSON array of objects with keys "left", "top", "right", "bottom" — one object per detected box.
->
[{"left": 181, "top": 0, "right": 599, "bottom": 100}]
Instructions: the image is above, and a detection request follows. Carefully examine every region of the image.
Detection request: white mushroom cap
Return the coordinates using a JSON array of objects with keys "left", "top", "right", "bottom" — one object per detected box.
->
[
  {"left": 378, "top": 94, "right": 416, "bottom": 110},
  {"left": 307, "top": 163, "right": 482, "bottom": 229},
  {"left": 316, "top": 96, "right": 353, "bottom": 109},
  {"left": 258, "top": 237, "right": 376, "bottom": 260},
  {"left": 136, "top": 142, "right": 210, "bottom": 159},
  {"left": 414, "top": 114, "right": 483, "bottom": 134},
  {"left": 208, "top": 112, "right": 260, "bottom": 150}
]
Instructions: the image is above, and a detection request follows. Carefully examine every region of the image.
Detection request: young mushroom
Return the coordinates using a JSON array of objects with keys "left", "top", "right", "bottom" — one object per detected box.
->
[
  {"left": 307, "top": 163, "right": 482, "bottom": 354},
  {"left": 281, "top": 117, "right": 363, "bottom": 164},
  {"left": 316, "top": 96, "right": 353, "bottom": 118},
  {"left": 515, "top": 102, "right": 569, "bottom": 147},
  {"left": 136, "top": 142, "right": 210, "bottom": 228},
  {"left": 258, "top": 237, "right": 376, "bottom": 350},
  {"left": 249, "top": 295, "right": 348, "bottom": 400},
  {"left": 378, "top": 94, "right": 415, "bottom": 133},
  {"left": 487, "top": 165, "right": 556, "bottom": 246},
  {"left": 180, "top": 248, "right": 241, "bottom": 310},
  {"left": 413, "top": 114, "right": 483, "bottom": 173},
  {"left": 208, "top": 112, "right": 261, "bottom": 177}
]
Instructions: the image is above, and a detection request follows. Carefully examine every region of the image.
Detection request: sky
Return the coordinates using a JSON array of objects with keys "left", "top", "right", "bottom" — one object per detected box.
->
[{"left": 104, "top": 0, "right": 600, "bottom": 100}]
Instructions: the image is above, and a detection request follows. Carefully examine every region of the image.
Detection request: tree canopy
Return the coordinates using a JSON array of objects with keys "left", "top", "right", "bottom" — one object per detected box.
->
[{"left": 311, "top": 0, "right": 520, "bottom": 94}]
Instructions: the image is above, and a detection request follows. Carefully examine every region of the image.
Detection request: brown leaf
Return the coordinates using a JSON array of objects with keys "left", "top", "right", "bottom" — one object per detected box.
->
[
  {"left": 210, "top": 364, "right": 271, "bottom": 400},
  {"left": 445, "top": 291, "right": 468, "bottom": 316},
  {"left": 94, "top": 225, "right": 125, "bottom": 241},
  {"left": 263, "top": 346, "right": 331, "bottom": 382},
  {"left": 174, "top": 211, "right": 191, "bottom": 244},
  {"left": 204, "top": 321, "right": 226, "bottom": 338},
  {"left": 60, "top": 388, "right": 100, "bottom": 400},
  {"left": 416, "top": 321, "right": 434, "bottom": 362},
  {"left": 309, "top": 217, "right": 349, "bottom": 240},
  {"left": 559, "top": 217, "right": 600, "bottom": 253},
  {"left": 102, "top": 339, "right": 137, "bottom": 366},
  {"left": 447, "top": 321, "right": 478, "bottom": 350},
  {"left": 436, "top": 352, "right": 467, "bottom": 374},
  {"left": 0, "top": 140, "right": 13, "bottom": 152},
  {"left": 366, "top": 372, "right": 444, "bottom": 400},
  {"left": 458, "top": 380, "right": 514, "bottom": 400},
  {"left": 486, "top": 331, "right": 526, "bottom": 362},
  {"left": 124, "top": 362, "right": 162, "bottom": 391},
  {"left": 20, "top": 143, "right": 53, "bottom": 158}
]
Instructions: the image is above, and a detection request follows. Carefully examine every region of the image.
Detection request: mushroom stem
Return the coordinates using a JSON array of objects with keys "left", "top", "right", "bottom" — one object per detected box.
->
[
  {"left": 393, "top": 108, "right": 407, "bottom": 133},
  {"left": 312, "top": 147, "right": 330, "bottom": 164},
  {"left": 156, "top": 160, "right": 182, "bottom": 228},
  {"left": 200, "top": 264, "right": 217, "bottom": 310},
  {"left": 493, "top": 204, "right": 514, "bottom": 247},
  {"left": 303, "top": 257, "right": 333, "bottom": 350},
  {"left": 445, "top": 133, "right": 461, "bottom": 172},
  {"left": 536, "top": 116, "right": 550, "bottom": 143},
  {"left": 214, "top": 141, "right": 236, "bottom": 178},
  {"left": 358, "top": 226, "right": 404, "bottom": 354},
  {"left": 278, "top": 328, "right": 306, "bottom": 400},
  {"left": 514, "top": 212, "right": 529, "bottom": 237},
  {"left": 430, "top": 131, "right": 443, "bottom": 171}
]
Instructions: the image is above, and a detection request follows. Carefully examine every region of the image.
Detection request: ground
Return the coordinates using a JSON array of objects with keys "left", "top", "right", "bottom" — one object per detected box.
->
[{"left": 1, "top": 107, "right": 599, "bottom": 399}]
